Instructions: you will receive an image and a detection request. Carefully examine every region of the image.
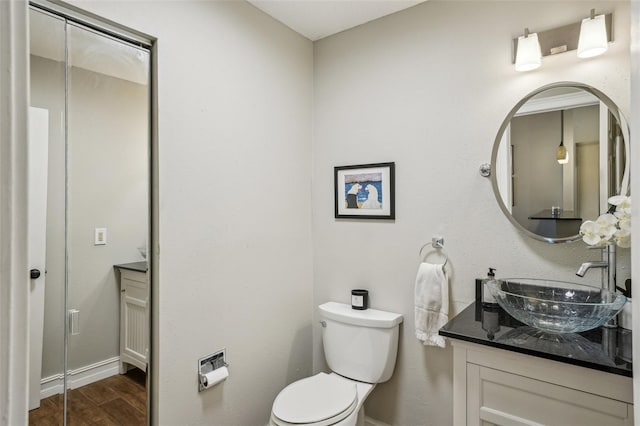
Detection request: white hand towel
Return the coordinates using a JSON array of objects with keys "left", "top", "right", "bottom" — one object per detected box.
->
[{"left": 414, "top": 262, "right": 449, "bottom": 348}]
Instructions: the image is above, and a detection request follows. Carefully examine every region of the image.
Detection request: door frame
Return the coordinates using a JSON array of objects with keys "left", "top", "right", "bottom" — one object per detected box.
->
[{"left": 0, "top": 1, "right": 30, "bottom": 425}]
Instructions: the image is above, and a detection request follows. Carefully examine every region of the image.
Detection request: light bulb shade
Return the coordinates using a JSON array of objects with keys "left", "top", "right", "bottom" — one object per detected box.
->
[
  {"left": 577, "top": 14, "right": 608, "bottom": 58},
  {"left": 556, "top": 144, "right": 569, "bottom": 164},
  {"left": 515, "top": 33, "right": 542, "bottom": 72}
]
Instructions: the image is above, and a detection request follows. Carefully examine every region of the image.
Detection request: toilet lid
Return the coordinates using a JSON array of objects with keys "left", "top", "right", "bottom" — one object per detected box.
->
[{"left": 272, "top": 373, "right": 357, "bottom": 424}]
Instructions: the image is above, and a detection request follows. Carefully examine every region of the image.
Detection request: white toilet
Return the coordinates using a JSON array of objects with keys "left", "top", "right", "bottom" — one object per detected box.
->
[{"left": 270, "top": 301, "right": 404, "bottom": 426}]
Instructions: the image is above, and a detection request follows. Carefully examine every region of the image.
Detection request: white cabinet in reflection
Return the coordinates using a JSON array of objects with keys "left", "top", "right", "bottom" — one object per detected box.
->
[
  {"left": 452, "top": 340, "right": 633, "bottom": 426},
  {"left": 117, "top": 265, "right": 148, "bottom": 373}
]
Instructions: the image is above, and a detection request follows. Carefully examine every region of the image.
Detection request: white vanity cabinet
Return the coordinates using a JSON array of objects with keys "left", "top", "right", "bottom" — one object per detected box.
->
[
  {"left": 452, "top": 340, "right": 633, "bottom": 426},
  {"left": 116, "top": 264, "right": 149, "bottom": 373}
]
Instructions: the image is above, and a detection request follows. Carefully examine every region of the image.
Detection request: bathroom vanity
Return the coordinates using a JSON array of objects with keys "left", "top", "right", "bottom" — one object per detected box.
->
[
  {"left": 440, "top": 302, "right": 633, "bottom": 426},
  {"left": 115, "top": 262, "right": 149, "bottom": 374}
]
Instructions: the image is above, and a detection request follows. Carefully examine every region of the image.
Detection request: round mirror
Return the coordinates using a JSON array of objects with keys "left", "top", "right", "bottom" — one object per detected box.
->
[{"left": 491, "top": 82, "right": 630, "bottom": 243}]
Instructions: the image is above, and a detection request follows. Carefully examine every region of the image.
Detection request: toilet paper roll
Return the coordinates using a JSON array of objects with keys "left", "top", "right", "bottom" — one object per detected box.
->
[{"left": 200, "top": 367, "right": 229, "bottom": 389}]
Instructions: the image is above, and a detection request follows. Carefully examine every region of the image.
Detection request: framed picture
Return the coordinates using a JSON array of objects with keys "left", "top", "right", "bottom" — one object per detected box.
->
[{"left": 334, "top": 162, "right": 395, "bottom": 219}]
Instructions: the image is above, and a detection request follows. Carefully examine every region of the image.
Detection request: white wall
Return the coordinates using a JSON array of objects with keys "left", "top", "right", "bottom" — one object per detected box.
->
[
  {"left": 312, "top": 2, "right": 630, "bottom": 425},
  {"left": 68, "top": 1, "right": 314, "bottom": 424}
]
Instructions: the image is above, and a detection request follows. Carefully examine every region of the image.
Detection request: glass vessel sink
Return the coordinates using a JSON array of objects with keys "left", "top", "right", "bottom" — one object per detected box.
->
[{"left": 487, "top": 278, "right": 627, "bottom": 333}]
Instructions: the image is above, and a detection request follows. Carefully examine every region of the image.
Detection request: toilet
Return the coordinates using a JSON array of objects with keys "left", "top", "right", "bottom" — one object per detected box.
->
[{"left": 270, "top": 301, "right": 404, "bottom": 426}]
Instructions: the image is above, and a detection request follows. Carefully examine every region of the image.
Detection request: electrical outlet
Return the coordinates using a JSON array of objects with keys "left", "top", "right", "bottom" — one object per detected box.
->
[{"left": 94, "top": 228, "right": 107, "bottom": 245}]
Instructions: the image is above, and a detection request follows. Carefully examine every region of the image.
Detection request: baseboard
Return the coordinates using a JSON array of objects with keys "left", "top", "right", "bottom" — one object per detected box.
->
[
  {"left": 40, "top": 375, "right": 63, "bottom": 400},
  {"left": 40, "top": 356, "right": 120, "bottom": 399},
  {"left": 364, "top": 416, "right": 392, "bottom": 426}
]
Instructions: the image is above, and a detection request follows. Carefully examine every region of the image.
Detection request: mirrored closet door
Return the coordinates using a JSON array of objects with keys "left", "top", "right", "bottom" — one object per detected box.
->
[{"left": 28, "top": 5, "right": 151, "bottom": 425}]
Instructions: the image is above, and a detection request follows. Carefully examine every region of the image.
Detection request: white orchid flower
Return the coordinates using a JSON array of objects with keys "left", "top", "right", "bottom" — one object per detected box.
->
[
  {"left": 616, "top": 211, "right": 631, "bottom": 230},
  {"left": 582, "top": 195, "right": 631, "bottom": 248},
  {"left": 616, "top": 237, "right": 631, "bottom": 248},
  {"left": 609, "top": 195, "right": 632, "bottom": 216},
  {"left": 608, "top": 194, "right": 630, "bottom": 207},
  {"left": 596, "top": 212, "right": 618, "bottom": 225},
  {"left": 614, "top": 229, "right": 631, "bottom": 248},
  {"left": 615, "top": 228, "right": 630, "bottom": 238},
  {"left": 580, "top": 220, "right": 608, "bottom": 246},
  {"left": 595, "top": 213, "right": 618, "bottom": 238}
]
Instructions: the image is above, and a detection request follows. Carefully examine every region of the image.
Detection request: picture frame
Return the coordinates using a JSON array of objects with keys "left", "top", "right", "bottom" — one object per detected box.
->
[{"left": 334, "top": 162, "right": 395, "bottom": 219}]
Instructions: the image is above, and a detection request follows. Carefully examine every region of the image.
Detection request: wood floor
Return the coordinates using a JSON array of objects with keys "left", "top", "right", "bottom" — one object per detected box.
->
[{"left": 29, "top": 369, "right": 147, "bottom": 426}]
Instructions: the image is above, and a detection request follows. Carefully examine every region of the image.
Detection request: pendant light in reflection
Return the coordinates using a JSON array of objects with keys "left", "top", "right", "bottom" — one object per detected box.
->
[{"left": 556, "top": 110, "right": 569, "bottom": 164}]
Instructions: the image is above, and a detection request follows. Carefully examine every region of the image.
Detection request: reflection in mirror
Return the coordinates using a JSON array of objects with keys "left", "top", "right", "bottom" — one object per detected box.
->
[
  {"left": 29, "top": 6, "right": 150, "bottom": 425},
  {"left": 492, "top": 83, "right": 629, "bottom": 243}
]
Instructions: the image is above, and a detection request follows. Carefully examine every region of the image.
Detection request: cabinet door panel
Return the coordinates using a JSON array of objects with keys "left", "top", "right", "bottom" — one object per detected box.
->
[
  {"left": 123, "top": 295, "right": 147, "bottom": 365},
  {"left": 468, "top": 364, "right": 632, "bottom": 426},
  {"left": 480, "top": 406, "right": 545, "bottom": 426},
  {"left": 119, "top": 270, "right": 148, "bottom": 372}
]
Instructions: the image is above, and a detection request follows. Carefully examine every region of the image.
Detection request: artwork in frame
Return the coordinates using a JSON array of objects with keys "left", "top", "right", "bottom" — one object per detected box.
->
[{"left": 334, "top": 162, "right": 395, "bottom": 219}]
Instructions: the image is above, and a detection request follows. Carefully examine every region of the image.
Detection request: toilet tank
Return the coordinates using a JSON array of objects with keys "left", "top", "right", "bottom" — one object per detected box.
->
[{"left": 319, "top": 302, "right": 403, "bottom": 383}]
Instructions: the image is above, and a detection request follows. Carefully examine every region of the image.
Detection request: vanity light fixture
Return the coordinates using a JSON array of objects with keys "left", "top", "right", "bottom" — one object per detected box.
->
[
  {"left": 515, "top": 28, "right": 542, "bottom": 72},
  {"left": 577, "top": 9, "right": 608, "bottom": 58},
  {"left": 512, "top": 13, "right": 612, "bottom": 71},
  {"left": 556, "top": 110, "right": 569, "bottom": 164}
]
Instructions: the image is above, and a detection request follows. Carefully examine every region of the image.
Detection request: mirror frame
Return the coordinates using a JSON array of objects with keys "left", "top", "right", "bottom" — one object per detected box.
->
[{"left": 490, "top": 81, "right": 630, "bottom": 244}]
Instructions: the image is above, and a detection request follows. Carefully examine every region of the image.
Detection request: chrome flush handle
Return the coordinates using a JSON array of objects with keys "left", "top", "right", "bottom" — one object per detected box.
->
[{"left": 319, "top": 321, "right": 326, "bottom": 328}]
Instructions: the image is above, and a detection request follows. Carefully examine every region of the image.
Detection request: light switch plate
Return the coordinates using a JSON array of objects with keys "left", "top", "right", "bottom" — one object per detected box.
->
[
  {"left": 94, "top": 228, "right": 107, "bottom": 245},
  {"left": 69, "top": 309, "right": 80, "bottom": 335}
]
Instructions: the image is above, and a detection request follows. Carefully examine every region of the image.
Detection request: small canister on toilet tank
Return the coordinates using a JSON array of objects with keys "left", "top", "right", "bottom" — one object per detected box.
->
[{"left": 351, "top": 289, "right": 369, "bottom": 310}]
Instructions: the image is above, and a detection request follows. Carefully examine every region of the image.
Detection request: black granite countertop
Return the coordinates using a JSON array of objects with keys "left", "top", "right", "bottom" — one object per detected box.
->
[
  {"left": 114, "top": 261, "right": 148, "bottom": 272},
  {"left": 439, "top": 302, "right": 632, "bottom": 377},
  {"left": 529, "top": 209, "right": 582, "bottom": 221}
]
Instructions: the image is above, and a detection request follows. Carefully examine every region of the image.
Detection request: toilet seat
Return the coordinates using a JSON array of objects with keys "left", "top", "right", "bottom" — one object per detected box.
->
[{"left": 271, "top": 373, "right": 358, "bottom": 426}]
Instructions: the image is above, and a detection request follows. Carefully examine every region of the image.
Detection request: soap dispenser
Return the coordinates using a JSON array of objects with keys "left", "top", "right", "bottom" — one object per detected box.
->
[{"left": 482, "top": 268, "right": 498, "bottom": 307}]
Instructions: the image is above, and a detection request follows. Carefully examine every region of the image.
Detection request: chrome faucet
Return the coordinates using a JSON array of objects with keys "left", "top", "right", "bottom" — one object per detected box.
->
[
  {"left": 575, "top": 260, "right": 608, "bottom": 277},
  {"left": 576, "top": 245, "right": 616, "bottom": 291},
  {"left": 576, "top": 245, "right": 617, "bottom": 327}
]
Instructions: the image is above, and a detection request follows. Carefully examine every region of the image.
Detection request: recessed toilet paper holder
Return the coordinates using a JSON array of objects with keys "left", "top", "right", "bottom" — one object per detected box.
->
[{"left": 198, "top": 349, "right": 229, "bottom": 392}]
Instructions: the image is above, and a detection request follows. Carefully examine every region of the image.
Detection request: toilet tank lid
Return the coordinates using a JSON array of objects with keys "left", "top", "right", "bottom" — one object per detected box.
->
[{"left": 319, "top": 302, "right": 403, "bottom": 328}]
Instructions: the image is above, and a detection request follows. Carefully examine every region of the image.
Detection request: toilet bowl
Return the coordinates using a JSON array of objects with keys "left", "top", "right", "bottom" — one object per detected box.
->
[
  {"left": 270, "top": 302, "right": 403, "bottom": 426},
  {"left": 270, "top": 372, "right": 374, "bottom": 426}
]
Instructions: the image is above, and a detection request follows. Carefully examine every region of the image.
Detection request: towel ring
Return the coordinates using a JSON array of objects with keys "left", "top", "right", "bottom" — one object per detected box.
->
[{"left": 419, "top": 237, "right": 448, "bottom": 269}]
